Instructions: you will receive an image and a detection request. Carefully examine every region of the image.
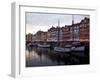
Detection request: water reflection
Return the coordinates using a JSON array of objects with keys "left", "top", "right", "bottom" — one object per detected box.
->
[{"left": 26, "top": 47, "right": 89, "bottom": 67}]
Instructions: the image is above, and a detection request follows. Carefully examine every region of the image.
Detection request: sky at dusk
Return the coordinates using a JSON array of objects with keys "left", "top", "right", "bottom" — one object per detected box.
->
[{"left": 26, "top": 12, "right": 89, "bottom": 34}]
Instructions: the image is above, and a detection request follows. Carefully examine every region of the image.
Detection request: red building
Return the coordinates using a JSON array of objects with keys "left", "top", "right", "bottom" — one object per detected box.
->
[
  {"left": 79, "top": 17, "right": 89, "bottom": 42},
  {"left": 61, "top": 25, "right": 71, "bottom": 42}
]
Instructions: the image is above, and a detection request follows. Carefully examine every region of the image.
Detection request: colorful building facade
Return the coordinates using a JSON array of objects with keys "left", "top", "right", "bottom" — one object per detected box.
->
[{"left": 26, "top": 17, "right": 89, "bottom": 43}]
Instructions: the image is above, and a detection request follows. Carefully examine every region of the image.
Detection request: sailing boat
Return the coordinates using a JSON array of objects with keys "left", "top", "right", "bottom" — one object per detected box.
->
[
  {"left": 71, "top": 15, "right": 85, "bottom": 52},
  {"left": 54, "top": 19, "right": 71, "bottom": 53},
  {"left": 54, "top": 16, "right": 85, "bottom": 53}
]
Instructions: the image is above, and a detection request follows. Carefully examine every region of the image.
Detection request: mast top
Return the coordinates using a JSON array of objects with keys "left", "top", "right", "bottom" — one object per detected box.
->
[
  {"left": 58, "top": 19, "right": 60, "bottom": 27},
  {"left": 72, "top": 15, "right": 74, "bottom": 25}
]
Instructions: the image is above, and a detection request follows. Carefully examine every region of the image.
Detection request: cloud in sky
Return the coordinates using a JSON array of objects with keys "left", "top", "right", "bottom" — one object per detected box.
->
[
  {"left": 26, "top": 24, "right": 49, "bottom": 35},
  {"left": 26, "top": 12, "right": 89, "bottom": 34}
]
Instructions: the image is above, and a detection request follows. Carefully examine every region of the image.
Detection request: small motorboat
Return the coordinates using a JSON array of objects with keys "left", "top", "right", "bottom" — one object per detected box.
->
[{"left": 71, "top": 46, "right": 85, "bottom": 52}]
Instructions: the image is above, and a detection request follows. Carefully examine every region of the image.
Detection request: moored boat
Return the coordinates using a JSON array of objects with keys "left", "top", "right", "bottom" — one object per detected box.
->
[
  {"left": 71, "top": 46, "right": 85, "bottom": 52},
  {"left": 38, "top": 44, "right": 50, "bottom": 48},
  {"left": 54, "top": 47, "right": 71, "bottom": 53}
]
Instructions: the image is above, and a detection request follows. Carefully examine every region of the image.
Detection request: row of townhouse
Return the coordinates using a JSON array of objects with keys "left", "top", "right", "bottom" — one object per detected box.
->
[{"left": 26, "top": 17, "right": 89, "bottom": 43}]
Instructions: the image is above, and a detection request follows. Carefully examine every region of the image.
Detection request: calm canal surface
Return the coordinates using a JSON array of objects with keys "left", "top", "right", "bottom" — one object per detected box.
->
[{"left": 26, "top": 47, "right": 89, "bottom": 67}]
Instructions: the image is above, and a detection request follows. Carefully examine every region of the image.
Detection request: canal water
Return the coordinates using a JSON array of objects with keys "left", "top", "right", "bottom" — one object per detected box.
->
[{"left": 26, "top": 47, "right": 89, "bottom": 67}]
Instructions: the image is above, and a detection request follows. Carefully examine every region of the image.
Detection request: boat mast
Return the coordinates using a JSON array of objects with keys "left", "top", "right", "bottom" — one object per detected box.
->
[
  {"left": 58, "top": 19, "right": 60, "bottom": 27},
  {"left": 72, "top": 15, "right": 74, "bottom": 25},
  {"left": 72, "top": 15, "right": 74, "bottom": 42},
  {"left": 57, "top": 19, "right": 60, "bottom": 46}
]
